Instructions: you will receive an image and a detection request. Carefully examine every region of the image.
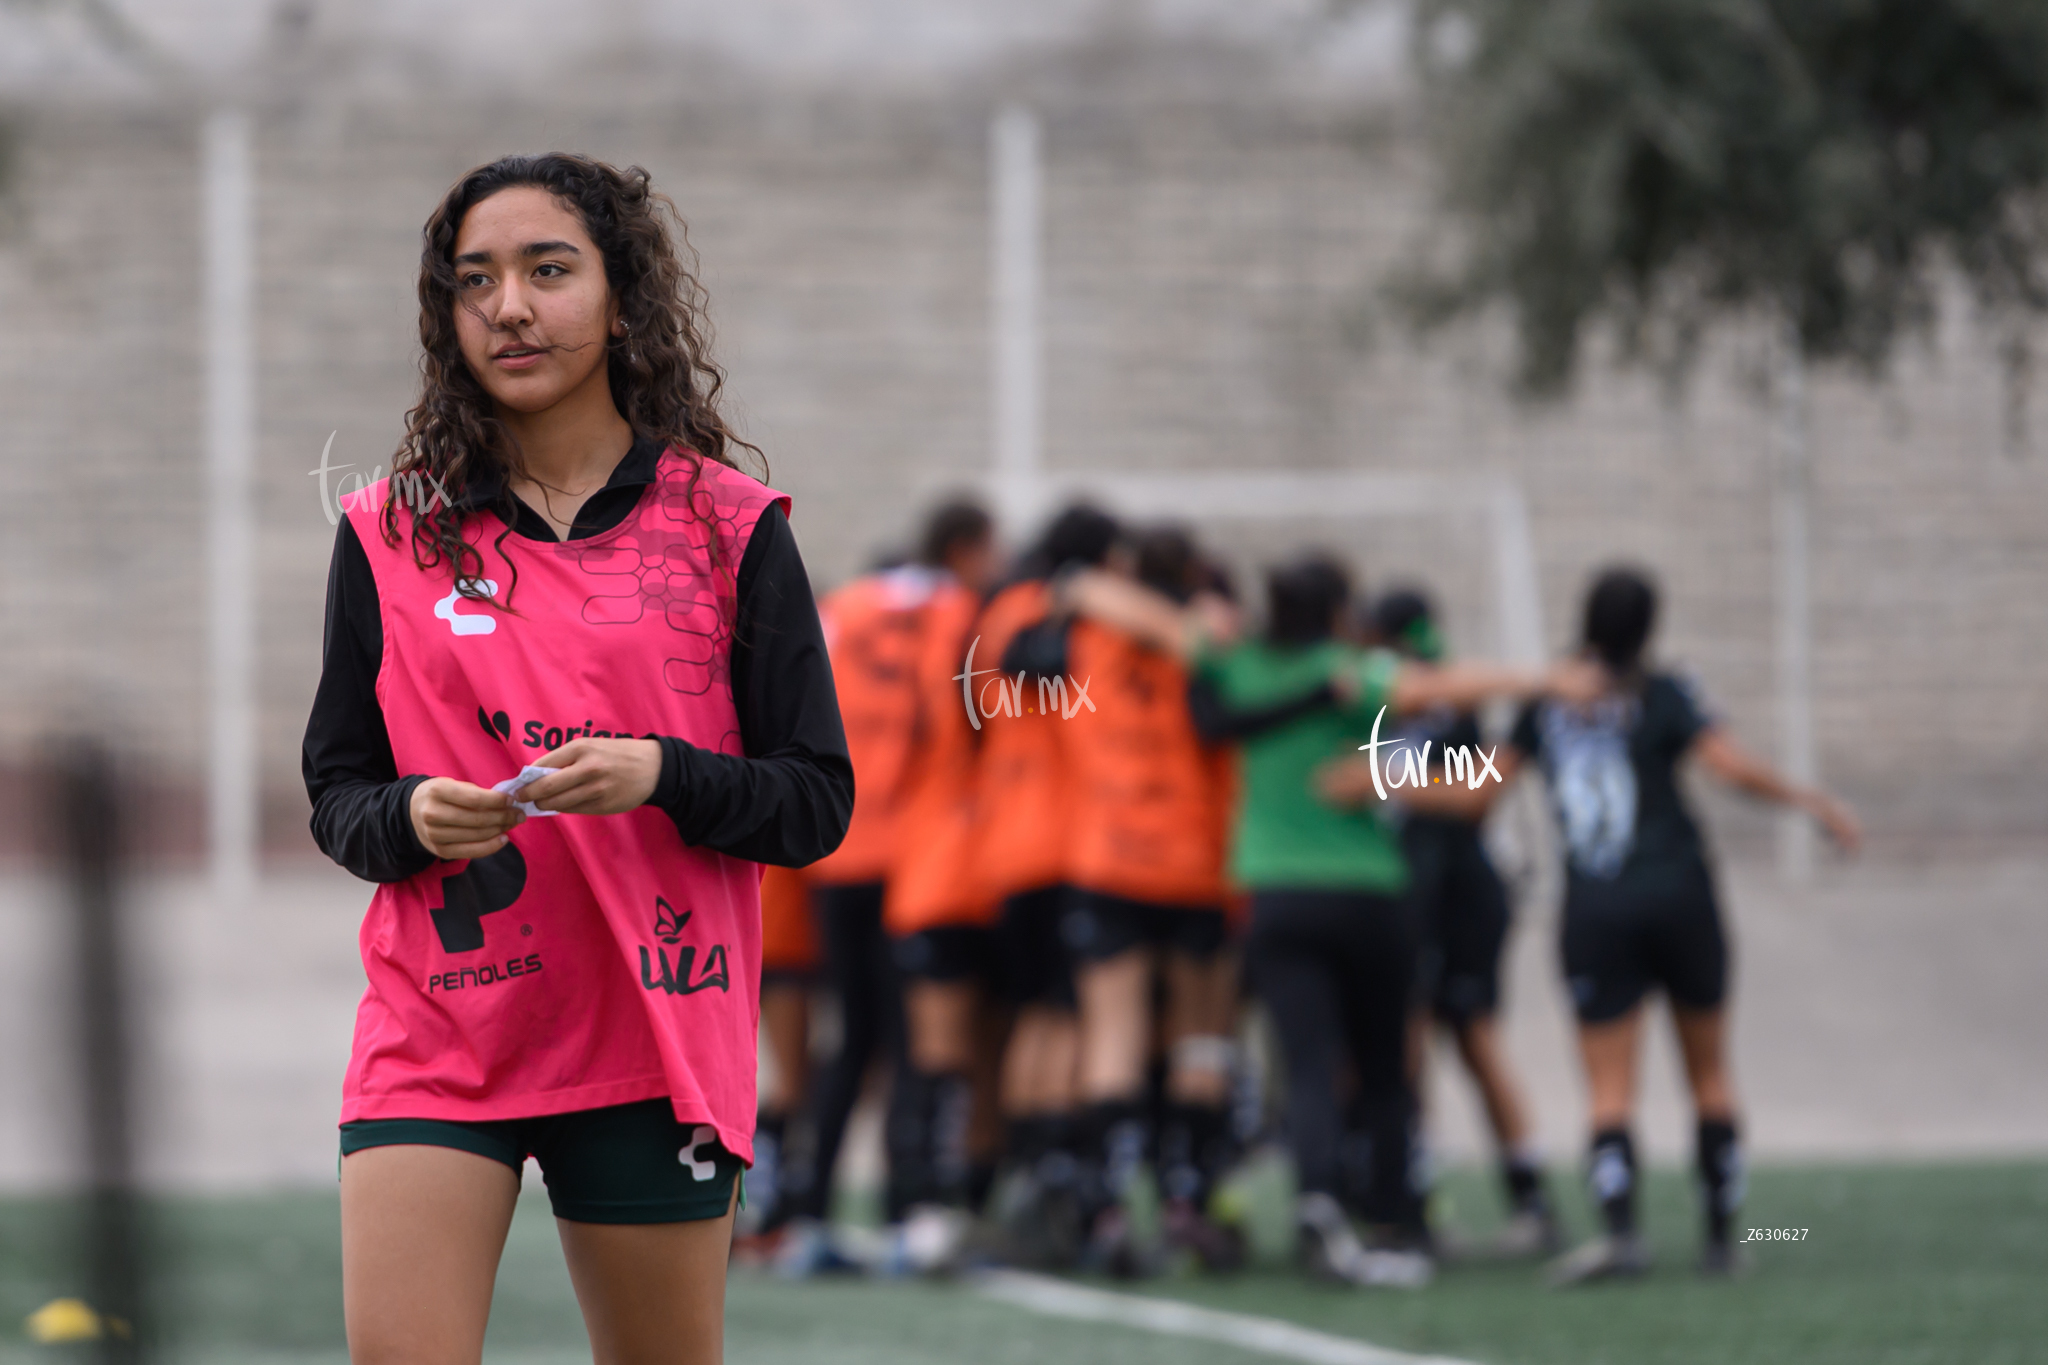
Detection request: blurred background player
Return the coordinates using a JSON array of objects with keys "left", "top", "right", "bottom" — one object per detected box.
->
[
  {"left": 737, "top": 863, "right": 820, "bottom": 1254},
  {"left": 1493, "top": 566, "right": 1862, "bottom": 1284},
  {"left": 1034, "top": 526, "right": 1245, "bottom": 1275},
  {"left": 1069, "top": 553, "right": 1599, "bottom": 1289},
  {"left": 877, "top": 500, "right": 1003, "bottom": 1274},
  {"left": 970, "top": 504, "right": 1121, "bottom": 1265},
  {"left": 778, "top": 503, "right": 992, "bottom": 1273},
  {"left": 1366, "top": 586, "right": 1559, "bottom": 1258}
]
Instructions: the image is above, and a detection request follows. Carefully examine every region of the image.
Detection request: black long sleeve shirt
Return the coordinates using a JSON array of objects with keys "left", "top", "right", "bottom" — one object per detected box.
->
[{"left": 301, "top": 435, "right": 853, "bottom": 883}]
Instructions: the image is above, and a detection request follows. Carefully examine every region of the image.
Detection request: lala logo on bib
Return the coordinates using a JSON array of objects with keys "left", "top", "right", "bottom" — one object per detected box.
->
[{"left": 639, "top": 895, "right": 730, "bottom": 998}]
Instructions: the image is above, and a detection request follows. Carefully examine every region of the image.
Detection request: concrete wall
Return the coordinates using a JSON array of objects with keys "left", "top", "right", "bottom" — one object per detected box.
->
[{"left": 1, "top": 36, "right": 2044, "bottom": 862}]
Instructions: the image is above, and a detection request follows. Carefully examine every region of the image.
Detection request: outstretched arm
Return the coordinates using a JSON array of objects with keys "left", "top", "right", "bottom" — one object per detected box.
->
[
  {"left": 1314, "top": 746, "right": 1524, "bottom": 821},
  {"left": 1383, "top": 658, "right": 1605, "bottom": 714},
  {"left": 1688, "top": 726, "right": 1862, "bottom": 851},
  {"left": 1055, "top": 568, "right": 1238, "bottom": 660}
]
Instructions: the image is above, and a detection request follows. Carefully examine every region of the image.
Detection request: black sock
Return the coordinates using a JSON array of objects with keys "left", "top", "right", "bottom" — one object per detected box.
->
[
  {"left": 883, "top": 1070, "right": 932, "bottom": 1219},
  {"left": 1335, "top": 1126, "right": 1374, "bottom": 1220},
  {"left": 769, "top": 1108, "right": 821, "bottom": 1225},
  {"left": 928, "top": 1072, "right": 974, "bottom": 1207},
  {"left": 1696, "top": 1117, "right": 1743, "bottom": 1247},
  {"left": 1502, "top": 1153, "right": 1550, "bottom": 1217},
  {"left": 1588, "top": 1128, "right": 1637, "bottom": 1238},
  {"left": 1079, "top": 1099, "right": 1148, "bottom": 1222},
  {"left": 750, "top": 1111, "right": 787, "bottom": 1226},
  {"left": 1158, "top": 1102, "right": 1234, "bottom": 1210},
  {"left": 888, "top": 1069, "right": 973, "bottom": 1211},
  {"left": 756, "top": 1110, "right": 787, "bottom": 1165},
  {"left": 1027, "top": 1113, "right": 1081, "bottom": 1188},
  {"left": 1007, "top": 1114, "right": 1071, "bottom": 1181},
  {"left": 967, "top": 1160, "right": 998, "bottom": 1215},
  {"left": 1366, "top": 1094, "right": 1428, "bottom": 1240},
  {"left": 1006, "top": 1115, "right": 1050, "bottom": 1169}
]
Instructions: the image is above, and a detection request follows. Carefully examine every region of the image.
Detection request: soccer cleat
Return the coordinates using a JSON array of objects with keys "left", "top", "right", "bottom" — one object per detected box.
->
[
  {"left": 989, "top": 1165, "right": 1086, "bottom": 1270},
  {"left": 1080, "top": 1204, "right": 1152, "bottom": 1280},
  {"left": 1355, "top": 1246, "right": 1436, "bottom": 1290},
  {"left": 1489, "top": 1206, "right": 1565, "bottom": 1259},
  {"left": 1697, "top": 1240, "right": 1749, "bottom": 1278},
  {"left": 886, "top": 1204, "right": 974, "bottom": 1278},
  {"left": 1161, "top": 1197, "right": 1248, "bottom": 1274},
  {"left": 1298, "top": 1194, "right": 1435, "bottom": 1290},
  {"left": 1433, "top": 1206, "right": 1563, "bottom": 1264},
  {"left": 1298, "top": 1193, "right": 1370, "bottom": 1284},
  {"left": 771, "top": 1218, "right": 864, "bottom": 1279},
  {"left": 1545, "top": 1233, "right": 1650, "bottom": 1287}
]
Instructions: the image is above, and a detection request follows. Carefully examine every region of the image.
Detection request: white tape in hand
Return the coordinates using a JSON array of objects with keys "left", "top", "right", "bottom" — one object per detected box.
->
[{"left": 491, "top": 764, "right": 562, "bottom": 817}]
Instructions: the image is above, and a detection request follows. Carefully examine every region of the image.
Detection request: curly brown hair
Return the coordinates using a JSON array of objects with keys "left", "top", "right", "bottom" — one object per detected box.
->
[{"left": 380, "top": 152, "right": 763, "bottom": 608}]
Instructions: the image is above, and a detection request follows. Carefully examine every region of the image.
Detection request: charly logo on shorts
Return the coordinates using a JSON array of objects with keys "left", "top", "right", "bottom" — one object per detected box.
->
[
  {"left": 678, "top": 1125, "right": 720, "bottom": 1179},
  {"left": 639, "top": 895, "right": 731, "bottom": 997}
]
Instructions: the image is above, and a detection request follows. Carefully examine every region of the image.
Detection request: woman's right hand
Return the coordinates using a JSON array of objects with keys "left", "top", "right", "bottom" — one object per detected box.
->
[
  {"left": 409, "top": 777, "right": 525, "bottom": 861},
  {"left": 1804, "top": 791, "right": 1864, "bottom": 854},
  {"left": 1188, "top": 592, "right": 1241, "bottom": 651}
]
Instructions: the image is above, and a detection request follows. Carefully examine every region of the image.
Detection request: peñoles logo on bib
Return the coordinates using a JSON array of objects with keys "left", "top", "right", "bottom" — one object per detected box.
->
[{"left": 639, "top": 895, "right": 730, "bottom": 997}]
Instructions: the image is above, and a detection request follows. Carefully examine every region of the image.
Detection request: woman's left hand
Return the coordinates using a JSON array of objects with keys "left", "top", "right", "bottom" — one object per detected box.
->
[{"left": 519, "top": 738, "right": 663, "bottom": 815}]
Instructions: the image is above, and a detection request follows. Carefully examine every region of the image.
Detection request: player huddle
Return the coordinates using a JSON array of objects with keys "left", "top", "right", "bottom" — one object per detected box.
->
[{"left": 742, "top": 497, "right": 1859, "bottom": 1288}]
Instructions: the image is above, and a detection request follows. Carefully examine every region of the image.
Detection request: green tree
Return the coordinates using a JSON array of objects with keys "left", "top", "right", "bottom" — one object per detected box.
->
[
  {"left": 1395, "top": 0, "right": 2048, "bottom": 873},
  {"left": 1402, "top": 0, "right": 2048, "bottom": 397}
]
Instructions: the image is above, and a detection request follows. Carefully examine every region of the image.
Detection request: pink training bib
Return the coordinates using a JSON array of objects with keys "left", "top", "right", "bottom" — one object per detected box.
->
[{"left": 338, "top": 449, "right": 788, "bottom": 1164}]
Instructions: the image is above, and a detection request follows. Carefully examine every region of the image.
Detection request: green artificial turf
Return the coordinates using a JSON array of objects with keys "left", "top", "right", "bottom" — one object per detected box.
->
[
  {"left": 1147, "top": 1159, "right": 2048, "bottom": 1365},
  {"left": 0, "top": 1161, "right": 2042, "bottom": 1364}
]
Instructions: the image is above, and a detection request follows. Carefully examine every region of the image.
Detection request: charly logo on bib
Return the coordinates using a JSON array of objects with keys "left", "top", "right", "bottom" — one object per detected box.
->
[
  {"left": 436, "top": 578, "right": 500, "bottom": 636},
  {"left": 639, "top": 895, "right": 730, "bottom": 997}
]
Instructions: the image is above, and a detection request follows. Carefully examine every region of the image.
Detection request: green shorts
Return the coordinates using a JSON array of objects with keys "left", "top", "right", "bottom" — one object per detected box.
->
[{"left": 339, "top": 1098, "right": 744, "bottom": 1224}]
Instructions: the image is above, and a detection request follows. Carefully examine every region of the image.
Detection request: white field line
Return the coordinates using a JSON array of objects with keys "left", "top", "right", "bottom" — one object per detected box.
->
[{"left": 973, "top": 1270, "right": 1488, "bottom": 1365}]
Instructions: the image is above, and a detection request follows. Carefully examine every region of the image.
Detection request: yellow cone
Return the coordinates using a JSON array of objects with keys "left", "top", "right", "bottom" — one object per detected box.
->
[{"left": 25, "top": 1298, "right": 103, "bottom": 1343}]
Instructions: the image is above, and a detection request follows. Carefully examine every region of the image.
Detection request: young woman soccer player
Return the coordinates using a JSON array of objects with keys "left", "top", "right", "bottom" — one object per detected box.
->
[
  {"left": 774, "top": 530, "right": 953, "bottom": 1274},
  {"left": 970, "top": 505, "right": 1121, "bottom": 1265},
  {"left": 1041, "top": 527, "right": 1247, "bottom": 1276},
  {"left": 301, "top": 154, "right": 851, "bottom": 1364},
  {"left": 878, "top": 502, "right": 1003, "bottom": 1273},
  {"left": 1365, "top": 587, "right": 1558, "bottom": 1257},
  {"left": 1502, "top": 567, "right": 1858, "bottom": 1283},
  {"left": 1067, "top": 555, "right": 1599, "bottom": 1289},
  {"left": 775, "top": 500, "right": 995, "bottom": 1277}
]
